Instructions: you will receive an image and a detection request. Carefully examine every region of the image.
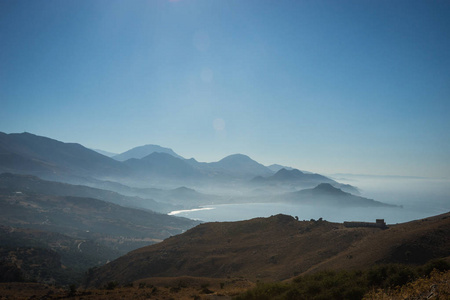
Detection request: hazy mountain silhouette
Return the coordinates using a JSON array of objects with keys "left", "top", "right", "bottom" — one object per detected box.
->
[
  {"left": 92, "top": 149, "right": 118, "bottom": 157},
  {"left": 256, "top": 168, "right": 334, "bottom": 183},
  {"left": 282, "top": 183, "right": 394, "bottom": 207},
  {"left": 0, "top": 132, "right": 129, "bottom": 179},
  {"left": 0, "top": 173, "right": 172, "bottom": 213},
  {"left": 267, "top": 164, "right": 295, "bottom": 172},
  {"left": 113, "top": 144, "right": 183, "bottom": 161},
  {"left": 252, "top": 168, "right": 359, "bottom": 194},
  {"left": 0, "top": 132, "right": 361, "bottom": 195},
  {"left": 124, "top": 152, "right": 203, "bottom": 179},
  {"left": 208, "top": 154, "right": 274, "bottom": 178},
  {"left": 0, "top": 177, "right": 199, "bottom": 254}
]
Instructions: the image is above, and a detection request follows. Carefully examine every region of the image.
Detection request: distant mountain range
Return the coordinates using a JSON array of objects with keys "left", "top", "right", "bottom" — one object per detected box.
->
[
  {"left": 0, "top": 132, "right": 129, "bottom": 180},
  {"left": 0, "top": 173, "right": 171, "bottom": 213},
  {"left": 0, "top": 132, "right": 417, "bottom": 288},
  {"left": 0, "top": 132, "right": 347, "bottom": 188},
  {"left": 252, "top": 168, "right": 360, "bottom": 194},
  {"left": 0, "top": 131, "right": 373, "bottom": 209},
  {"left": 92, "top": 149, "right": 118, "bottom": 157},
  {"left": 266, "top": 164, "right": 295, "bottom": 172},
  {"left": 112, "top": 144, "right": 184, "bottom": 161},
  {"left": 280, "top": 183, "right": 393, "bottom": 207},
  {"left": 253, "top": 168, "right": 333, "bottom": 184}
]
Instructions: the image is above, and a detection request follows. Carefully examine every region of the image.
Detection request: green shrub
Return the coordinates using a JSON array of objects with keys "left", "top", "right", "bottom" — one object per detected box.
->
[
  {"left": 422, "top": 259, "right": 450, "bottom": 275},
  {"left": 105, "top": 281, "right": 119, "bottom": 290},
  {"left": 235, "top": 262, "right": 443, "bottom": 300}
]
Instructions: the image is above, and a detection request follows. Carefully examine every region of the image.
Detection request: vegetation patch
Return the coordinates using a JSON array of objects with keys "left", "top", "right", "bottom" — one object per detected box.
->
[{"left": 235, "top": 260, "right": 450, "bottom": 300}]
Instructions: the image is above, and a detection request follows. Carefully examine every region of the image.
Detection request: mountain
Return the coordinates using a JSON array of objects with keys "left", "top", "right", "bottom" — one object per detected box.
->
[
  {"left": 85, "top": 212, "right": 450, "bottom": 287},
  {"left": 0, "top": 225, "right": 119, "bottom": 285},
  {"left": 0, "top": 173, "right": 172, "bottom": 213},
  {"left": 267, "top": 164, "right": 295, "bottom": 172},
  {"left": 253, "top": 168, "right": 359, "bottom": 193},
  {"left": 254, "top": 168, "right": 334, "bottom": 184},
  {"left": 208, "top": 154, "right": 274, "bottom": 178},
  {"left": 0, "top": 132, "right": 358, "bottom": 195},
  {"left": 0, "top": 181, "right": 199, "bottom": 254},
  {"left": 0, "top": 132, "right": 129, "bottom": 180},
  {"left": 113, "top": 144, "right": 183, "bottom": 161},
  {"left": 162, "top": 186, "right": 221, "bottom": 207},
  {"left": 124, "top": 152, "right": 204, "bottom": 180},
  {"left": 92, "top": 149, "right": 118, "bottom": 157},
  {"left": 281, "top": 183, "right": 394, "bottom": 207}
]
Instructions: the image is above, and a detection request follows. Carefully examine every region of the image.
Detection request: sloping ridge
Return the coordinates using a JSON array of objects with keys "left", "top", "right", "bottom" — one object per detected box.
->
[
  {"left": 113, "top": 144, "right": 183, "bottom": 161},
  {"left": 85, "top": 212, "right": 450, "bottom": 287},
  {"left": 0, "top": 132, "right": 128, "bottom": 178},
  {"left": 124, "top": 152, "right": 203, "bottom": 179},
  {"left": 284, "top": 183, "right": 395, "bottom": 207},
  {"left": 255, "top": 168, "right": 334, "bottom": 183},
  {"left": 209, "top": 154, "right": 274, "bottom": 178},
  {"left": 0, "top": 173, "right": 168, "bottom": 212}
]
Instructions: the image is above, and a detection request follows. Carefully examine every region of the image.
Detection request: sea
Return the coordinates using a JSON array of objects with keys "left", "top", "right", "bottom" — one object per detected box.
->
[{"left": 169, "top": 175, "right": 450, "bottom": 225}]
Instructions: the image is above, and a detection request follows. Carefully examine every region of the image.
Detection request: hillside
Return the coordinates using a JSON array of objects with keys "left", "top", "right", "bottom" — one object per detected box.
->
[
  {"left": 124, "top": 152, "right": 204, "bottom": 180},
  {"left": 208, "top": 154, "right": 274, "bottom": 178},
  {"left": 252, "top": 168, "right": 360, "bottom": 194},
  {"left": 280, "top": 183, "right": 395, "bottom": 207},
  {"left": 0, "top": 225, "right": 119, "bottom": 284},
  {"left": 0, "top": 132, "right": 129, "bottom": 180},
  {"left": 0, "top": 187, "right": 199, "bottom": 254},
  {"left": 88, "top": 214, "right": 450, "bottom": 286},
  {"left": 113, "top": 144, "right": 183, "bottom": 161},
  {"left": 84, "top": 212, "right": 450, "bottom": 287},
  {"left": 0, "top": 173, "right": 173, "bottom": 213},
  {"left": 1, "top": 132, "right": 366, "bottom": 194}
]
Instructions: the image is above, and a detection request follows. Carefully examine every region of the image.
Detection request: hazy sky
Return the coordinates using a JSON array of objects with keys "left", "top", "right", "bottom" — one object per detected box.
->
[{"left": 1, "top": 0, "right": 449, "bottom": 178}]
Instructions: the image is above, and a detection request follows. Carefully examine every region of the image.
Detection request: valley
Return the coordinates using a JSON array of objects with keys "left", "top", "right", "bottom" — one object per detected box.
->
[{"left": 0, "top": 132, "right": 449, "bottom": 299}]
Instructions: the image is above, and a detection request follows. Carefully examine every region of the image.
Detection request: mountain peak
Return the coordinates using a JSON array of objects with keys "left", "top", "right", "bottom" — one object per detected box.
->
[
  {"left": 212, "top": 154, "right": 273, "bottom": 178},
  {"left": 267, "top": 164, "right": 295, "bottom": 172},
  {"left": 273, "top": 168, "right": 304, "bottom": 178},
  {"left": 141, "top": 152, "right": 177, "bottom": 161},
  {"left": 219, "top": 153, "right": 252, "bottom": 162},
  {"left": 313, "top": 183, "right": 345, "bottom": 193},
  {"left": 113, "top": 144, "right": 183, "bottom": 161}
]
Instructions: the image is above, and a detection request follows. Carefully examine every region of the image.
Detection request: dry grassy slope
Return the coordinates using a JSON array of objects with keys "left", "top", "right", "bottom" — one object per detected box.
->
[
  {"left": 86, "top": 214, "right": 379, "bottom": 286},
  {"left": 305, "top": 212, "right": 450, "bottom": 274},
  {"left": 86, "top": 213, "right": 450, "bottom": 288}
]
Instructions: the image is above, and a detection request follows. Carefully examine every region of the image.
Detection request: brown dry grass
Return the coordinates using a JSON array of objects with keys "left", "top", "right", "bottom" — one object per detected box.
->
[
  {"left": 86, "top": 213, "right": 450, "bottom": 288},
  {"left": 363, "top": 269, "right": 450, "bottom": 300},
  {"left": 0, "top": 276, "right": 254, "bottom": 300}
]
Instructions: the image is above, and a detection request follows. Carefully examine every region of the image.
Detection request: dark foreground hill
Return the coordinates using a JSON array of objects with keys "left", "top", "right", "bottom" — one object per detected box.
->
[
  {"left": 85, "top": 212, "right": 450, "bottom": 287},
  {"left": 0, "top": 225, "right": 119, "bottom": 285},
  {"left": 0, "top": 184, "right": 199, "bottom": 254}
]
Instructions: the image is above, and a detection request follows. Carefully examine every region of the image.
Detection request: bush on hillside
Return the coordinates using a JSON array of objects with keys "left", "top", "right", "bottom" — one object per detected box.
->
[{"left": 235, "top": 260, "right": 450, "bottom": 300}]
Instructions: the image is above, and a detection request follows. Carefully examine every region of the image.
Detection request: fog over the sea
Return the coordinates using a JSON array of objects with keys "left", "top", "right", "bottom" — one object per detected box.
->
[{"left": 170, "top": 176, "right": 450, "bottom": 224}]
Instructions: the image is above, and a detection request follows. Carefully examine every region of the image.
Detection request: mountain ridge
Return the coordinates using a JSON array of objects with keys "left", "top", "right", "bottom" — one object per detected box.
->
[
  {"left": 281, "top": 183, "right": 394, "bottom": 207},
  {"left": 113, "top": 144, "right": 183, "bottom": 161}
]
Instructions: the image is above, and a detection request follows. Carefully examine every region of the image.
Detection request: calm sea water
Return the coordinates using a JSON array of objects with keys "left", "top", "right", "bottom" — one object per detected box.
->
[{"left": 169, "top": 176, "right": 450, "bottom": 224}]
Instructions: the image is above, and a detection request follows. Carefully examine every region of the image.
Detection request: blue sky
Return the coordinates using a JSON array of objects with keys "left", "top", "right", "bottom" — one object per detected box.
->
[{"left": 1, "top": 0, "right": 449, "bottom": 178}]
